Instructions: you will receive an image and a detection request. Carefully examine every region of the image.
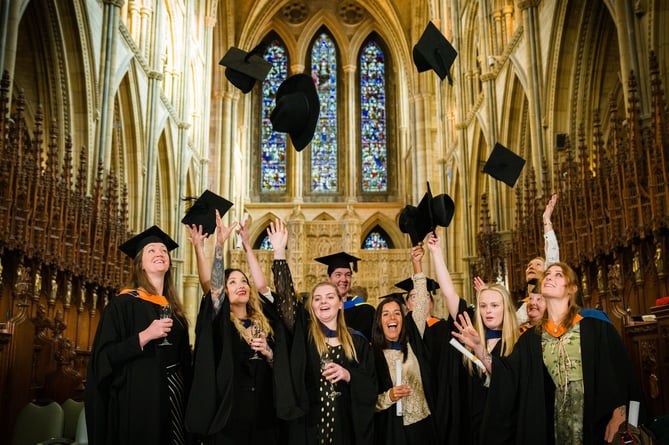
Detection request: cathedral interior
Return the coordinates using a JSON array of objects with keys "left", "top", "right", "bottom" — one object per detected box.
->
[{"left": 1, "top": 0, "right": 669, "bottom": 439}]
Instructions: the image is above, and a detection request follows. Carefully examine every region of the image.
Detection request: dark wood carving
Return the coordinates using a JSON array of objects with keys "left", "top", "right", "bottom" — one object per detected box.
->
[
  {"left": 476, "top": 52, "right": 669, "bottom": 417},
  {"left": 0, "top": 71, "right": 129, "bottom": 442}
]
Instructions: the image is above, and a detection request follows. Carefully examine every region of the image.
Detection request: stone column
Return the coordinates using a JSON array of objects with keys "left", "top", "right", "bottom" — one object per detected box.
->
[
  {"left": 343, "top": 64, "right": 357, "bottom": 202},
  {"left": 518, "top": 0, "right": 545, "bottom": 186},
  {"left": 141, "top": 0, "right": 164, "bottom": 227},
  {"left": 96, "top": 0, "right": 125, "bottom": 173}
]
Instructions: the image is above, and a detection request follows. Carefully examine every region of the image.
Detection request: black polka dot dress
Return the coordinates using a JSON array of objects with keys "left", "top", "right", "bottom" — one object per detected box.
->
[{"left": 316, "top": 344, "right": 343, "bottom": 444}]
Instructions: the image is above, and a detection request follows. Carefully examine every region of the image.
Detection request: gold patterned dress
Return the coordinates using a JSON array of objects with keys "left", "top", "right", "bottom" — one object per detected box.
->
[{"left": 542, "top": 322, "right": 585, "bottom": 444}]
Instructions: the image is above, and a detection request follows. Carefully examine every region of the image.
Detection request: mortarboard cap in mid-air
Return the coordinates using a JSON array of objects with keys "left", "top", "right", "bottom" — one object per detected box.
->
[{"left": 181, "top": 189, "right": 234, "bottom": 236}]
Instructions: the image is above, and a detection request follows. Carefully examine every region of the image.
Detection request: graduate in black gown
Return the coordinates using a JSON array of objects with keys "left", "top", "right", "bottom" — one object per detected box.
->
[
  {"left": 371, "top": 243, "right": 437, "bottom": 445},
  {"left": 267, "top": 219, "right": 377, "bottom": 445},
  {"left": 451, "top": 282, "right": 519, "bottom": 445},
  {"left": 184, "top": 212, "right": 298, "bottom": 444},
  {"left": 85, "top": 226, "right": 192, "bottom": 445}
]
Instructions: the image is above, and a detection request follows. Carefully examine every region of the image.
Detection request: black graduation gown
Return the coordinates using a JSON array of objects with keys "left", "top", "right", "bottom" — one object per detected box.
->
[
  {"left": 422, "top": 318, "right": 448, "bottom": 383},
  {"left": 373, "top": 313, "right": 436, "bottom": 445},
  {"left": 185, "top": 292, "right": 300, "bottom": 444},
  {"left": 289, "top": 305, "right": 377, "bottom": 445},
  {"left": 460, "top": 340, "right": 501, "bottom": 445},
  {"left": 481, "top": 316, "right": 645, "bottom": 445},
  {"left": 344, "top": 300, "right": 375, "bottom": 341},
  {"left": 431, "top": 298, "right": 471, "bottom": 444},
  {"left": 85, "top": 293, "right": 192, "bottom": 445}
]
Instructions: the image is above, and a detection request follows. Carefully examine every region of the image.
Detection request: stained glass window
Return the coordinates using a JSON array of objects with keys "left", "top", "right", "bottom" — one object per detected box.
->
[
  {"left": 310, "top": 32, "right": 338, "bottom": 192},
  {"left": 360, "top": 40, "right": 387, "bottom": 192},
  {"left": 261, "top": 41, "right": 289, "bottom": 192},
  {"left": 258, "top": 235, "right": 273, "bottom": 250},
  {"left": 362, "top": 227, "right": 391, "bottom": 250}
]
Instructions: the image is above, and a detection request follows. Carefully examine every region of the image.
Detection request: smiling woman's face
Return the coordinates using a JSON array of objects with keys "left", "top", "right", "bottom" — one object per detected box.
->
[
  {"left": 380, "top": 300, "right": 403, "bottom": 342},
  {"left": 141, "top": 242, "right": 170, "bottom": 274},
  {"left": 226, "top": 270, "right": 250, "bottom": 306},
  {"left": 540, "top": 265, "right": 569, "bottom": 300},
  {"left": 311, "top": 283, "right": 342, "bottom": 326}
]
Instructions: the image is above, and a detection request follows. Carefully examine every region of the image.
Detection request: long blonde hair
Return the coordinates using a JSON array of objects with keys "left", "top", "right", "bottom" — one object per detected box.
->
[
  {"left": 466, "top": 283, "right": 519, "bottom": 374},
  {"left": 225, "top": 268, "right": 274, "bottom": 340},
  {"left": 306, "top": 282, "right": 358, "bottom": 362}
]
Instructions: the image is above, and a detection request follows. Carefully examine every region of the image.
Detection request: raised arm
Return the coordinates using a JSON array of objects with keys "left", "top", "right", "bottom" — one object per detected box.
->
[
  {"left": 426, "top": 232, "right": 461, "bottom": 320},
  {"left": 210, "top": 210, "right": 238, "bottom": 314},
  {"left": 410, "top": 243, "right": 430, "bottom": 338},
  {"left": 185, "top": 223, "right": 212, "bottom": 294},
  {"left": 237, "top": 219, "right": 270, "bottom": 295},
  {"left": 543, "top": 194, "right": 559, "bottom": 266},
  {"left": 267, "top": 218, "right": 298, "bottom": 332}
]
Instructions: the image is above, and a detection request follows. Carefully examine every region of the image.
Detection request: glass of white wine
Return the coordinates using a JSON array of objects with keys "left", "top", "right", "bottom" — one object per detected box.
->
[
  {"left": 249, "top": 322, "right": 262, "bottom": 360},
  {"left": 320, "top": 353, "right": 341, "bottom": 399},
  {"left": 158, "top": 304, "right": 172, "bottom": 346}
]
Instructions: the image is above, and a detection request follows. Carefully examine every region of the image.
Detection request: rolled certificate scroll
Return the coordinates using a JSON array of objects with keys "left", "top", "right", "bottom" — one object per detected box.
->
[
  {"left": 449, "top": 338, "right": 486, "bottom": 371},
  {"left": 628, "top": 400, "right": 640, "bottom": 427},
  {"left": 395, "top": 359, "right": 402, "bottom": 416}
]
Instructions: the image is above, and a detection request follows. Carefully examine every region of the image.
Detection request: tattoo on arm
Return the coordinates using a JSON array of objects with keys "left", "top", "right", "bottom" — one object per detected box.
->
[{"left": 211, "top": 245, "right": 225, "bottom": 313}]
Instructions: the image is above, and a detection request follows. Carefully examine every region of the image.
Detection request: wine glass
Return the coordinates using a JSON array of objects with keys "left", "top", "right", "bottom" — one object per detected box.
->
[
  {"left": 249, "top": 322, "right": 262, "bottom": 360},
  {"left": 158, "top": 304, "right": 172, "bottom": 346},
  {"left": 319, "top": 353, "right": 341, "bottom": 400}
]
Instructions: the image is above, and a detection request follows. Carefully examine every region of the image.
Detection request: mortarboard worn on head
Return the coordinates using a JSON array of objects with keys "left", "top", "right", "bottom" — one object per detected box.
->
[
  {"left": 219, "top": 43, "right": 272, "bottom": 94},
  {"left": 413, "top": 21, "right": 458, "bottom": 83},
  {"left": 482, "top": 142, "right": 526, "bottom": 187},
  {"left": 270, "top": 73, "right": 320, "bottom": 151},
  {"left": 315, "top": 251, "right": 361, "bottom": 275},
  {"left": 399, "top": 182, "right": 455, "bottom": 246},
  {"left": 181, "top": 189, "right": 234, "bottom": 236},
  {"left": 379, "top": 292, "right": 407, "bottom": 304},
  {"left": 395, "top": 277, "right": 440, "bottom": 294},
  {"left": 119, "top": 225, "right": 178, "bottom": 259}
]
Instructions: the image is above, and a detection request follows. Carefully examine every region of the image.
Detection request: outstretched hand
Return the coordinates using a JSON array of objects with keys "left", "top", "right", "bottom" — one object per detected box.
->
[
  {"left": 215, "top": 209, "right": 238, "bottom": 245},
  {"left": 237, "top": 218, "right": 252, "bottom": 250},
  {"left": 410, "top": 243, "right": 424, "bottom": 263},
  {"left": 267, "top": 218, "right": 288, "bottom": 258},
  {"left": 452, "top": 311, "right": 481, "bottom": 351},
  {"left": 425, "top": 232, "right": 441, "bottom": 252},
  {"left": 543, "top": 194, "right": 558, "bottom": 222},
  {"left": 473, "top": 276, "right": 485, "bottom": 293},
  {"left": 186, "top": 224, "right": 208, "bottom": 251}
]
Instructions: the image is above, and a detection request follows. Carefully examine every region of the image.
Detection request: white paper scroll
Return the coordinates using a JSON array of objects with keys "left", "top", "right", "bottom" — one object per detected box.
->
[
  {"left": 395, "top": 359, "right": 402, "bottom": 416},
  {"left": 449, "top": 338, "right": 487, "bottom": 371},
  {"left": 629, "top": 400, "right": 640, "bottom": 427}
]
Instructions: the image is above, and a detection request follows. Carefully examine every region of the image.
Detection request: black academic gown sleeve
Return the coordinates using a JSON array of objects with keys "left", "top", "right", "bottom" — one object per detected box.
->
[
  {"left": 344, "top": 304, "right": 375, "bottom": 341},
  {"left": 432, "top": 298, "right": 471, "bottom": 444},
  {"left": 373, "top": 314, "right": 435, "bottom": 445},
  {"left": 260, "top": 292, "right": 305, "bottom": 421},
  {"left": 185, "top": 293, "right": 234, "bottom": 436},
  {"left": 481, "top": 317, "right": 645, "bottom": 445},
  {"left": 85, "top": 293, "right": 191, "bottom": 445}
]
